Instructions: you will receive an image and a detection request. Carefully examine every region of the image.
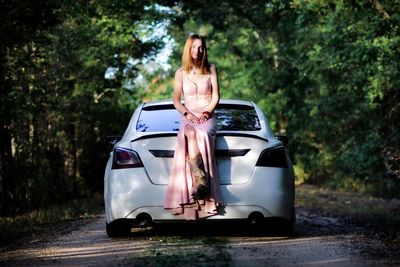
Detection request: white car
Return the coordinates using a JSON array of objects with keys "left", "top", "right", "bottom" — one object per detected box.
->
[{"left": 104, "top": 99, "right": 295, "bottom": 237}]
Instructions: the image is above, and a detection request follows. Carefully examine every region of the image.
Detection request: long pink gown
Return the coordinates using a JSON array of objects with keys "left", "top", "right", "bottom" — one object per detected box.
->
[{"left": 164, "top": 69, "right": 223, "bottom": 220}]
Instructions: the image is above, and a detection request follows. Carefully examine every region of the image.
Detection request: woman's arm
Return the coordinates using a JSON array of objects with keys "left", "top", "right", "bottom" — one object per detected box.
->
[
  {"left": 198, "top": 64, "right": 219, "bottom": 123},
  {"left": 173, "top": 68, "right": 199, "bottom": 123},
  {"left": 205, "top": 64, "right": 220, "bottom": 113}
]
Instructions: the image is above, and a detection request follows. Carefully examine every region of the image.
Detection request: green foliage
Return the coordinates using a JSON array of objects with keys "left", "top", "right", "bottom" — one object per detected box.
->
[
  {"left": 159, "top": 0, "right": 400, "bottom": 197},
  {"left": 0, "top": 0, "right": 172, "bottom": 215}
]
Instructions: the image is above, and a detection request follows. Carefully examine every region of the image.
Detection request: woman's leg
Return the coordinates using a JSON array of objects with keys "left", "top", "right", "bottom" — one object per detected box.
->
[
  {"left": 184, "top": 125, "right": 209, "bottom": 199},
  {"left": 184, "top": 125, "right": 200, "bottom": 159}
]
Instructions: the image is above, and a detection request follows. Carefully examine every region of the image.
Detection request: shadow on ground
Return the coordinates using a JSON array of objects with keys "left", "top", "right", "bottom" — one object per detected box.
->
[{"left": 118, "top": 207, "right": 363, "bottom": 240}]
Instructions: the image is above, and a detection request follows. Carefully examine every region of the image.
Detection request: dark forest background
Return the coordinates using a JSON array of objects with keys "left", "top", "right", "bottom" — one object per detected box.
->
[{"left": 1, "top": 0, "right": 399, "bottom": 215}]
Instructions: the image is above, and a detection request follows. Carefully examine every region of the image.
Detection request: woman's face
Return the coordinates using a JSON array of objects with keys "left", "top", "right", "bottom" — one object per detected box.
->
[{"left": 191, "top": 39, "right": 203, "bottom": 61}]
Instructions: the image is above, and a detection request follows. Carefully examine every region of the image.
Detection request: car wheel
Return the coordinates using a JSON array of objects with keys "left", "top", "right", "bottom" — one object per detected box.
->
[
  {"left": 106, "top": 221, "right": 131, "bottom": 237},
  {"left": 280, "top": 209, "right": 295, "bottom": 236}
]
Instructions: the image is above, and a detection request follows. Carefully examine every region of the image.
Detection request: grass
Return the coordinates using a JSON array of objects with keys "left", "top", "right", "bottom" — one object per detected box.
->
[
  {"left": 0, "top": 193, "right": 103, "bottom": 247},
  {"left": 130, "top": 235, "right": 231, "bottom": 267},
  {"left": 136, "top": 227, "right": 231, "bottom": 266},
  {"left": 296, "top": 184, "right": 400, "bottom": 241}
]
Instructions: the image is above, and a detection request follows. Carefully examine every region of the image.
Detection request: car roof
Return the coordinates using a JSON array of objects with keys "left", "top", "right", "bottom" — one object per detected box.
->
[{"left": 142, "top": 99, "right": 255, "bottom": 108}]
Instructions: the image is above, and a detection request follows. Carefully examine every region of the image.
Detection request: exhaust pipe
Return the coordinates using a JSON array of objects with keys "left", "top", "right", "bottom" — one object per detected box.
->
[
  {"left": 136, "top": 213, "right": 152, "bottom": 228},
  {"left": 248, "top": 212, "right": 264, "bottom": 226}
]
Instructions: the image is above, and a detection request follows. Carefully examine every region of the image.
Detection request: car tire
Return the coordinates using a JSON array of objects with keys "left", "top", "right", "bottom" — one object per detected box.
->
[
  {"left": 106, "top": 221, "right": 131, "bottom": 237},
  {"left": 281, "top": 209, "right": 295, "bottom": 236}
]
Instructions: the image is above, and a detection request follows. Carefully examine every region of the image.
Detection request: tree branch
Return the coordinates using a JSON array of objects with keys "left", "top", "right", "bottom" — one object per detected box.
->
[{"left": 373, "top": 0, "right": 390, "bottom": 19}]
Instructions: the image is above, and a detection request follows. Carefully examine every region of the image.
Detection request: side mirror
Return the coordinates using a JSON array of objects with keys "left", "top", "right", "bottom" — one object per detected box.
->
[
  {"left": 275, "top": 135, "right": 289, "bottom": 146},
  {"left": 105, "top": 136, "right": 122, "bottom": 146}
]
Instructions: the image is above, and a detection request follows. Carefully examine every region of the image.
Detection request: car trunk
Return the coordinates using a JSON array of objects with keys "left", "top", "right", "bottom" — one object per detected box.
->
[{"left": 131, "top": 133, "right": 268, "bottom": 185}]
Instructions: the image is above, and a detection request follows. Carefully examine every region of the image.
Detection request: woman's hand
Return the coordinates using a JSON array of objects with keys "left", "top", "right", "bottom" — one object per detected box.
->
[
  {"left": 185, "top": 113, "right": 200, "bottom": 124},
  {"left": 199, "top": 111, "right": 212, "bottom": 123},
  {"left": 198, "top": 114, "right": 209, "bottom": 124}
]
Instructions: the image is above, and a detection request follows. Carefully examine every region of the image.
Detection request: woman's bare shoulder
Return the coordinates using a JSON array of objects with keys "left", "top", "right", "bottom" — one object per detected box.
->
[
  {"left": 209, "top": 64, "right": 217, "bottom": 74},
  {"left": 175, "top": 67, "right": 184, "bottom": 77}
]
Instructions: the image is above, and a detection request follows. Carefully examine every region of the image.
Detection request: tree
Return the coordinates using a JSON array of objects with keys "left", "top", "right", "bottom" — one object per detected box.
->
[
  {"left": 0, "top": 0, "right": 175, "bottom": 214},
  {"left": 155, "top": 0, "right": 400, "bottom": 196}
]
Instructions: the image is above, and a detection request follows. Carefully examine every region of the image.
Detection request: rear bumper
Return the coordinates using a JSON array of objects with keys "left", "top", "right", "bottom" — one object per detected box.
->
[{"left": 105, "top": 165, "right": 294, "bottom": 224}]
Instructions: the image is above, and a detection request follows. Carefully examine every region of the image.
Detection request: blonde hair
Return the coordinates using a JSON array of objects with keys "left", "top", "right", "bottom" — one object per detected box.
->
[{"left": 182, "top": 34, "right": 210, "bottom": 75}]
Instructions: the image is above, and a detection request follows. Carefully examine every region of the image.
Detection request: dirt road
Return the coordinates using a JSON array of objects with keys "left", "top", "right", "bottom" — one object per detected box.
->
[{"left": 0, "top": 208, "right": 397, "bottom": 266}]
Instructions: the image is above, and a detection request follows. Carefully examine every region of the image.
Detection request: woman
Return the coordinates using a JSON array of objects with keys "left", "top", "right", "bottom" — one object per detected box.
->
[{"left": 164, "top": 34, "right": 223, "bottom": 220}]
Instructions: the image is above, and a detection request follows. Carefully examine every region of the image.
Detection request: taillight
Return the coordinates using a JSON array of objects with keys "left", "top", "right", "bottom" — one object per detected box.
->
[
  {"left": 256, "top": 147, "right": 288, "bottom": 168},
  {"left": 112, "top": 147, "right": 144, "bottom": 169}
]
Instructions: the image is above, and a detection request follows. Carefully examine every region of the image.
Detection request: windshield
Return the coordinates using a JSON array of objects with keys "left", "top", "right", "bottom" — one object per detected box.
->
[{"left": 136, "top": 103, "right": 261, "bottom": 132}]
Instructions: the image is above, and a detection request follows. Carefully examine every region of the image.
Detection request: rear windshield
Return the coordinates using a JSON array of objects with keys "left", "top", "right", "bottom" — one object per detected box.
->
[{"left": 136, "top": 103, "right": 261, "bottom": 132}]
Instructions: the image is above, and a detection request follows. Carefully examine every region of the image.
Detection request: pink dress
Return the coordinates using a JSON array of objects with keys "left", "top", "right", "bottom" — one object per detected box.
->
[{"left": 164, "top": 69, "right": 223, "bottom": 220}]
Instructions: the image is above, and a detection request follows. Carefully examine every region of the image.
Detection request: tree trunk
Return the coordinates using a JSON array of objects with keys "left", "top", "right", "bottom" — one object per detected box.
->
[{"left": 0, "top": 123, "right": 16, "bottom": 215}]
